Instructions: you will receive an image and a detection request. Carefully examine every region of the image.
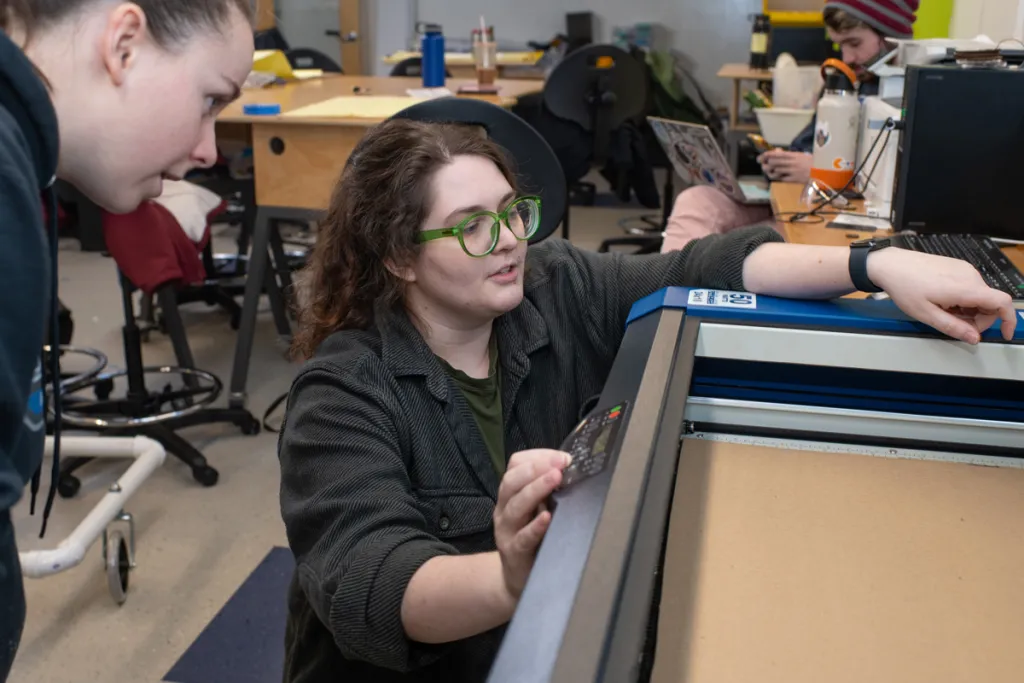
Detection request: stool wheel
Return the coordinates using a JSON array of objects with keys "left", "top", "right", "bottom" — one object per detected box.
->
[{"left": 193, "top": 466, "right": 219, "bottom": 487}]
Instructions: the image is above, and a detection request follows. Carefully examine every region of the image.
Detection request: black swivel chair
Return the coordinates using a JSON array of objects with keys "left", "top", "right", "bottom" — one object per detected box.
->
[
  {"left": 285, "top": 48, "right": 343, "bottom": 73},
  {"left": 542, "top": 44, "right": 648, "bottom": 239},
  {"left": 392, "top": 98, "right": 567, "bottom": 244},
  {"left": 389, "top": 57, "right": 452, "bottom": 79},
  {"left": 254, "top": 27, "right": 290, "bottom": 52}
]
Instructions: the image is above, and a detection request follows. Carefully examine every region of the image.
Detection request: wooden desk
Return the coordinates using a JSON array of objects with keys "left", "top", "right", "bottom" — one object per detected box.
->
[
  {"left": 716, "top": 63, "right": 773, "bottom": 132},
  {"left": 382, "top": 51, "right": 545, "bottom": 80},
  {"left": 215, "top": 75, "right": 543, "bottom": 408},
  {"left": 220, "top": 75, "right": 541, "bottom": 210},
  {"left": 769, "top": 182, "right": 1024, "bottom": 271}
]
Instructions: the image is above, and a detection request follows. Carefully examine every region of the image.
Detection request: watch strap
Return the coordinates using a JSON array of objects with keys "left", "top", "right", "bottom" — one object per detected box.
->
[{"left": 848, "top": 240, "right": 885, "bottom": 293}]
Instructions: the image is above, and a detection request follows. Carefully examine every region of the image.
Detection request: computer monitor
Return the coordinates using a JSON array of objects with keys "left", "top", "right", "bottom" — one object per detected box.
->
[{"left": 892, "top": 65, "right": 1024, "bottom": 240}]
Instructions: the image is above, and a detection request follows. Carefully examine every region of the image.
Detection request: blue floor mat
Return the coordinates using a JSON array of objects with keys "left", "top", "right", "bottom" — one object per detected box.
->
[{"left": 164, "top": 547, "right": 293, "bottom": 683}]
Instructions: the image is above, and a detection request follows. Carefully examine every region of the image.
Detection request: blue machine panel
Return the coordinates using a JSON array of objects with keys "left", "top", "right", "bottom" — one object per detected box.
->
[{"left": 626, "top": 287, "right": 1024, "bottom": 343}]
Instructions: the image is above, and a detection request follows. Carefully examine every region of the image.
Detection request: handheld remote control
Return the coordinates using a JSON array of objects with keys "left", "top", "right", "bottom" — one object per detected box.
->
[{"left": 556, "top": 401, "right": 629, "bottom": 491}]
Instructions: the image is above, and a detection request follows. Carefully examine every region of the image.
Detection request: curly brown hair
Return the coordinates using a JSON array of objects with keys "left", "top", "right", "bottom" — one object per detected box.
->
[{"left": 291, "top": 118, "right": 518, "bottom": 360}]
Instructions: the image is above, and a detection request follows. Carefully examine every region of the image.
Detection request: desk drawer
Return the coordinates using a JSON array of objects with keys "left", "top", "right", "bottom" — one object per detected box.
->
[{"left": 251, "top": 123, "right": 368, "bottom": 210}]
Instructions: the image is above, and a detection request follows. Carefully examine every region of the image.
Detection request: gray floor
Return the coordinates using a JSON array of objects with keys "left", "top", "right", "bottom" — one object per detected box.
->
[{"left": 8, "top": 199, "right": 658, "bottom": 683}]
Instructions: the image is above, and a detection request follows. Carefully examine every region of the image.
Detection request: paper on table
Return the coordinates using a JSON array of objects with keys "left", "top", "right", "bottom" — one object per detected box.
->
[
  {"left": 405, "top": 87, "right": 453, "bottom": 99},
  {"left": 292, "top": 69, "right": 324, "bottom": 80},
  {"left": 283, "top": 96, "right": 425, "bottom": 119}
]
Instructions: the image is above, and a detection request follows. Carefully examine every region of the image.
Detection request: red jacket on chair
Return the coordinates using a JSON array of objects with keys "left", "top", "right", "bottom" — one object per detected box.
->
[{"left": 101, "top": 200, "right": 225, "bottom": 295}]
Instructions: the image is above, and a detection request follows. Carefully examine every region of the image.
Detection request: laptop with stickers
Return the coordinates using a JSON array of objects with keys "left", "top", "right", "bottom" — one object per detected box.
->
[{"left": 648, "top": 116, "right": 770, "bottom": 206}]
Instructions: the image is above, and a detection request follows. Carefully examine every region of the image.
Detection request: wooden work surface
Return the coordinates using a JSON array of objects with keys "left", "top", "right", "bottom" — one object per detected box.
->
[
  {"left": 217, "top": 75, "right": 541, "bottom": 209},
  {"left": 716, "top": 63, "right": 774, "bottom": 81},
  {"left": 769, "top": 182, "right": 1024, "bottom": 271},
  {"left": 383, "top": 50, "right": 542, "bottom": 67},
  {"left": 220, "top": 74, "right": 540, "bottom": 125},
  {"left": 653, "top": 439, "right": 1024, "bottom": 683}
]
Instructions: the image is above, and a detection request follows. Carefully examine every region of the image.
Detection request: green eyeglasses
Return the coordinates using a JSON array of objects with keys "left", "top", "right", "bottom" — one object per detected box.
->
[{"left": 417, "top": 195, "right": 542, "bottom": 257}]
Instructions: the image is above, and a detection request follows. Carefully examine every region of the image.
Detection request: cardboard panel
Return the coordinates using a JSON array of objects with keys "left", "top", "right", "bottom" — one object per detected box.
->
[{"left": 654, "top": 440, "right": 1024, "bottom": 683}]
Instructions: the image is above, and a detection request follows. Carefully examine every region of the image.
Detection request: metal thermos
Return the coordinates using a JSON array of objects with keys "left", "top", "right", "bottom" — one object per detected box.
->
[{"left": 419, "top": 22, "right": 446, "bottom": 88}]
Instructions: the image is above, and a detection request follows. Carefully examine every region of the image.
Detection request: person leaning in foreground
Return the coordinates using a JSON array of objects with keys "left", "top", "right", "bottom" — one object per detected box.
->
[
  {"left": 276, "top": 119, "right": 1016, "bottom": 683},
  {"left": 0, "top": 1, "right": 253, "bottom": 679}
]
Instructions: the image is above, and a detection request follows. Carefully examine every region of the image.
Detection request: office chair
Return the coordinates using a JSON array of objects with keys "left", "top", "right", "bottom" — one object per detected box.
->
[
  {"left": 54, "top": 201, "right": 260, "bottom": 497},
  {"left": 542, "top": 44, "right": 648, "bottom": 238},
  {"left": 389, "top": 57, "right": 452, "bottom": 78},
  {"left": 254, "top": 27, "right": 290, "bottom": 52},
  {"left": 545, "top": 45, "right": 647, "bottom": 167},
  {"left": 285, "top": 48, "right": 343, "bottom": 73},
  {"left": 392, "top": 98, "right": 567, "bottom": 244}
]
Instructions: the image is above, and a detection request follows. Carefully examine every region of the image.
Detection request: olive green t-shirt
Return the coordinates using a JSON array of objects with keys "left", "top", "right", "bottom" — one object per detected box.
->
[{"left": 438, "top": 335, "right": 505, "bottom": 476}]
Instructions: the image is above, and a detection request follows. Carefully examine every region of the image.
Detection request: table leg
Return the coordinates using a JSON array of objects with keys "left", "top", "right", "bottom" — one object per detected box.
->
[
  {"left": 731, "top": 80, "right": 740, "bottom": 129},
  {"left": 228, "top": 207, "right": 271, "bottom": 409}
]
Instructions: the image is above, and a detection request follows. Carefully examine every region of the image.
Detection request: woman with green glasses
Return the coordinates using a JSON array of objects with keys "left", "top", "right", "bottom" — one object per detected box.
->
[{"left": 277, "top": 119, "right": 1015, "bottom": 683}]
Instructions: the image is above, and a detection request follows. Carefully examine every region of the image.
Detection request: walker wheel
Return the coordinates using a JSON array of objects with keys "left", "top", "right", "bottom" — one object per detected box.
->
[{"left": 106, "top": 530, "right": 131, "bottom": 605}]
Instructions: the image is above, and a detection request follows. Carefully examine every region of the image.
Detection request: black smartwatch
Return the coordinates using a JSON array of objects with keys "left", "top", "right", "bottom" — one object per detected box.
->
[{"left": 848, "top": 237, "right": 892, "bottom": 293}]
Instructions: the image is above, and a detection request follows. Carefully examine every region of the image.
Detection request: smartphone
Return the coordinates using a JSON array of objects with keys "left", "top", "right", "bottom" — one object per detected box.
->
[{"left": 748, "top": 134, "right": 776, "bottom": 154}]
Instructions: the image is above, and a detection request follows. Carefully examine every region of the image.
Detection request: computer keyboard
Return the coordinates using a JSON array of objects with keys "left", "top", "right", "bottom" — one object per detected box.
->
[{"left": 891, "top": 233, "right": 1024, "bottom": 300}]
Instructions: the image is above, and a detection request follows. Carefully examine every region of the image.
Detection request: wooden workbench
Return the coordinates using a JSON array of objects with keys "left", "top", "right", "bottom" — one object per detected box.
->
[
  {"left": 219, "top": 74, "right": 541, "bottom": 209},
  {"left": 382, "top": 50, "right": 545, "bottom": 80},
  {"left": 769, "top": 182, "right": 1024, "bottom": 271}
]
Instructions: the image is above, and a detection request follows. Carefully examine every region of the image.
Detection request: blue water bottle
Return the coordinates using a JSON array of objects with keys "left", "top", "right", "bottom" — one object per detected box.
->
[{"left": 419, "top": 22, "right": 445, "bottom": 88}]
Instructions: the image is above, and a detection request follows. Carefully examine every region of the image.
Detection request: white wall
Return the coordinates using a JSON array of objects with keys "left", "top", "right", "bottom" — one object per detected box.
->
[
  {"left": 275, "top": 0, "right": 766, "bottom": 103},
  {"left": 569, "top": 0, "right": 761, "bottom": 107},
  {"left": 415, "top": 0, "right": 761, "bottom": 107},
  {"left": 950, "top": 0, "right": 1024, "bottom": 40},
  {"left": 416, "top": 0, "right": 567, "bottom": 50},
  {"left": 366, "top": 0, "right": 418, "bottom": 75}
]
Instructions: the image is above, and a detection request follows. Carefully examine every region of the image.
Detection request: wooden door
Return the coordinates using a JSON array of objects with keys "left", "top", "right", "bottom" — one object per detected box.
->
[
  {"left": 338, "top": 0, "right": 365, "bottom": 74},
  {"left": 255, "top": 0, "right": 276, "bottom": 31}
]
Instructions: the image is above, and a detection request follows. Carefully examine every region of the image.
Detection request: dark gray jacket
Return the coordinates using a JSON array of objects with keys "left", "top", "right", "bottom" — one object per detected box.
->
[{"left": 278, "top": 227, "right": 784, "bottom": 682}]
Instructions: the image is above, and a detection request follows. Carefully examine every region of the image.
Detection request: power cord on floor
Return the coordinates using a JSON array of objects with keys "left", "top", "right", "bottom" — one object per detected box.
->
[{"left": 262, "top": 392, "right": 289, "bottom": 433}]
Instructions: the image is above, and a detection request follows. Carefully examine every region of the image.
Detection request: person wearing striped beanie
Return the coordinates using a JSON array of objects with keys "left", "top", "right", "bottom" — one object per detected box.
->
[
  {"left": 824, "top": 1, "right": 919, "bottom": 75},
  {"left": 659, "top": 0, "right": 919, "bottom": 252}
]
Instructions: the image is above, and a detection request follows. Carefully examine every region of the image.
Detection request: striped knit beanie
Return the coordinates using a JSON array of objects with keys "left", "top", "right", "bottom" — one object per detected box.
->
[{"left": 824, "top": 0, "right": 919, "bottom": 39}]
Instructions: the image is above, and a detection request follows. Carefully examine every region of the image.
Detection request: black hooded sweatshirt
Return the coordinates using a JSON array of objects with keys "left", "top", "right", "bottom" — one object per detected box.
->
[{"left": 0, "top": 30, "right": 60, "bottom": 515}]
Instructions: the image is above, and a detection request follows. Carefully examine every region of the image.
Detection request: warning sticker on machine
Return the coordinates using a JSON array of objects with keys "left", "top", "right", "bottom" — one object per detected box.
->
[{"left": 687, "top": 289, "right": 757, "bottom": 309}]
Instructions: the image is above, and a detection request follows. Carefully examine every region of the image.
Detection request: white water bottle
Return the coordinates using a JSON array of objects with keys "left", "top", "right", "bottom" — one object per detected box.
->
[{"left": 810, "top": 59, "right": 861, "bottom": 191}]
